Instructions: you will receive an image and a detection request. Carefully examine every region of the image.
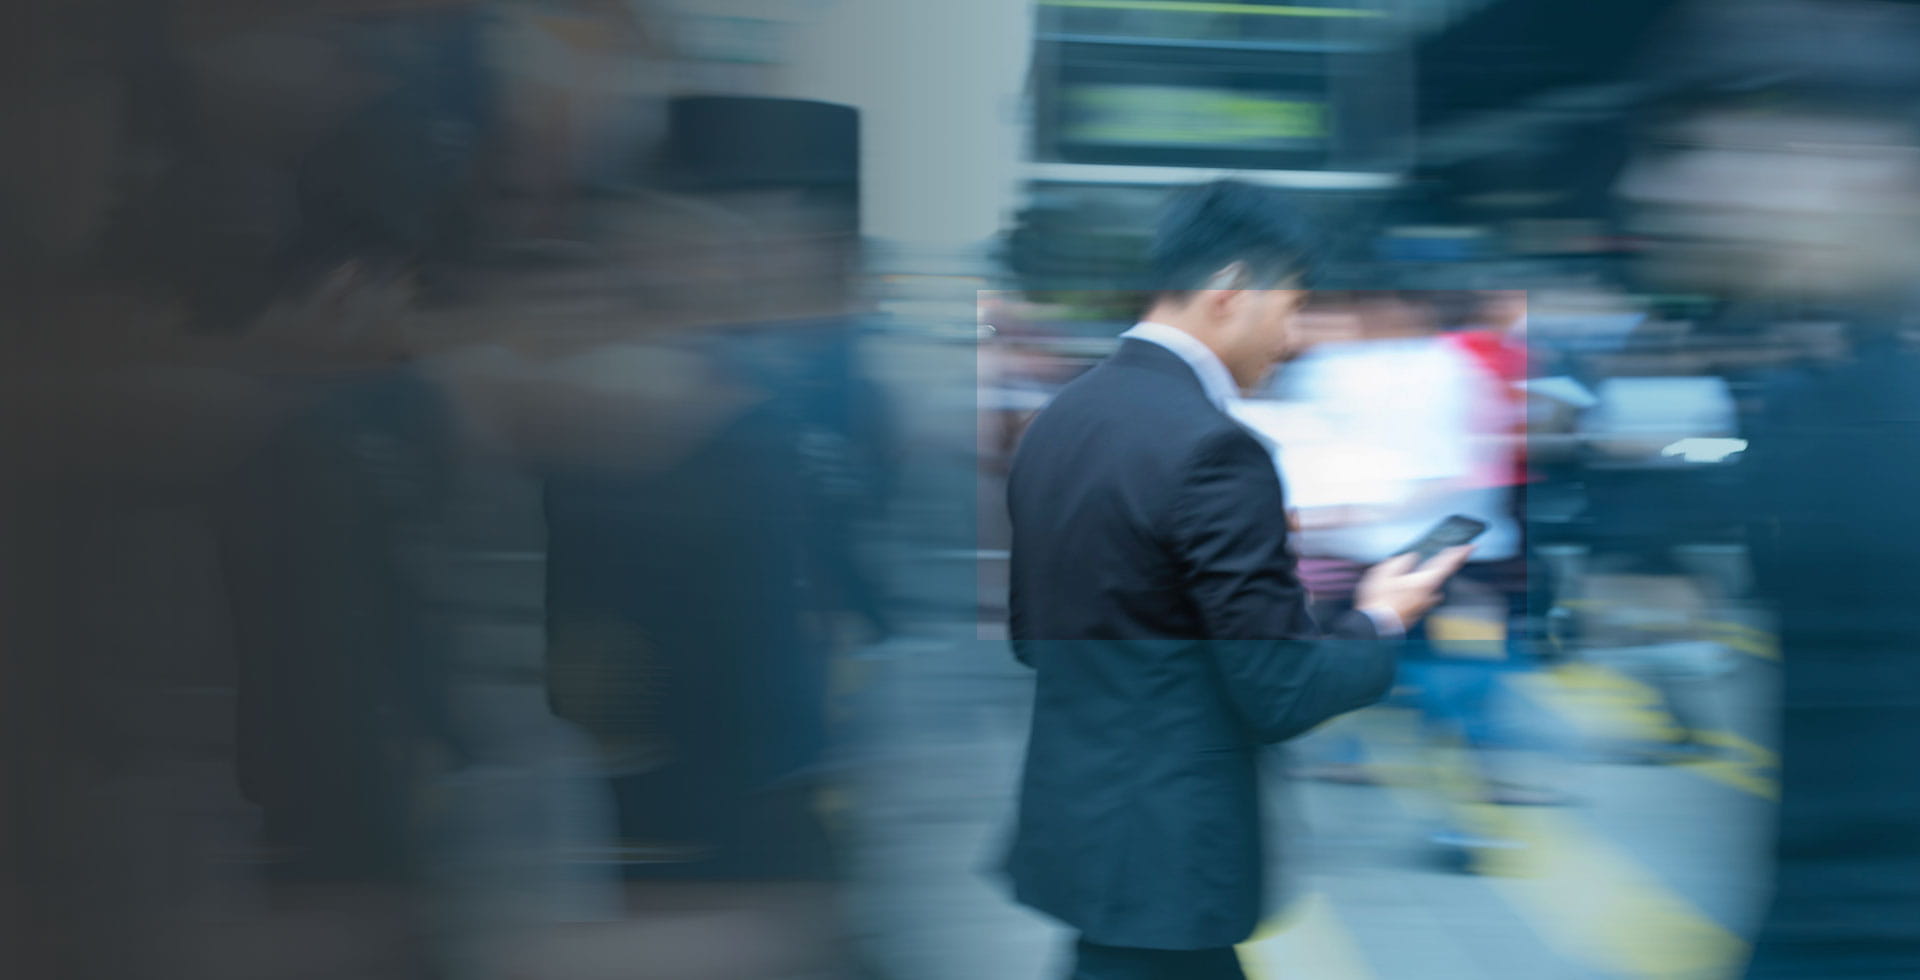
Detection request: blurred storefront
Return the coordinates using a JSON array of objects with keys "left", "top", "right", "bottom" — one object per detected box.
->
[{"left": 1010, "top": 0, "right": 1416, "bottom": 296}]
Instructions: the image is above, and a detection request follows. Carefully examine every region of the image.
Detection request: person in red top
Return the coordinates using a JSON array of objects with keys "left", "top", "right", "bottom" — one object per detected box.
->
[
  {"left": 1445, "top": 290, "right": 1532, "bottom": 491},
  {"left": 1428, "top": 291, "right": 1573, "bottom": 816}
]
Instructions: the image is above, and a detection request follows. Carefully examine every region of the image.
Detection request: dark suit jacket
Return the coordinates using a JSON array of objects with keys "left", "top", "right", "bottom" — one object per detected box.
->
[{"left": 1004, "top": 338, "right": 1396, "bottom": 950}]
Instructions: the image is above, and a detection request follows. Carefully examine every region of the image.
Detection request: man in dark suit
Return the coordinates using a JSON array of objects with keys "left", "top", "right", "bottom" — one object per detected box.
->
[{"left": 1004, "top": 180, "right": 1470, "bottom": 979}]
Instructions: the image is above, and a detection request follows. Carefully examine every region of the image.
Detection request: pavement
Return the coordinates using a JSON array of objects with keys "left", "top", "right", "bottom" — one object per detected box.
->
[{"left": 832, "top": 607, "right": 1779, "bottom": 980}]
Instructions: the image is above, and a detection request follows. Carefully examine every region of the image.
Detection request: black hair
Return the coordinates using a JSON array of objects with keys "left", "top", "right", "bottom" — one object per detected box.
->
[{"left": 1146, "top": 179, "right": 1319, "bottom": 303}]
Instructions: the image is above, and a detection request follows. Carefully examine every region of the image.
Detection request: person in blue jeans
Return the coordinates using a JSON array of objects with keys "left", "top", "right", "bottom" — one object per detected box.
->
[{"left": 1303, "top": 554, "right": 1566, "bottom": 866}]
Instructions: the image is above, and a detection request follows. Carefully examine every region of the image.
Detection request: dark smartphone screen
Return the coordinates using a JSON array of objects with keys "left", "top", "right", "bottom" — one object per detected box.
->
[{"left": 1403, "top": 515, "right": 1488, "bottom": 563}]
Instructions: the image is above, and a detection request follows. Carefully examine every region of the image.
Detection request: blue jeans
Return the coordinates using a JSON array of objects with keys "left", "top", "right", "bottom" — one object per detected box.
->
[{"left": 1401, "top": 659, "right": 1509, "bottom": 748}]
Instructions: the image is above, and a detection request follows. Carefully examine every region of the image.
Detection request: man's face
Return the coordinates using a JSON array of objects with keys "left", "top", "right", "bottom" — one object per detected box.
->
[
  {"left": 1218, "top": 287, "right": 1307, "bottom": 389},
  {"left": 1616, "top": 107, "right": 1920, "bottom": 299}
]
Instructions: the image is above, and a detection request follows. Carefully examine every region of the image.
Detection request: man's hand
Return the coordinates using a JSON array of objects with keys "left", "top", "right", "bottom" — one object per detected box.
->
[{"left": 1354, "top": 545, "right": 1475, "bottom": 629}]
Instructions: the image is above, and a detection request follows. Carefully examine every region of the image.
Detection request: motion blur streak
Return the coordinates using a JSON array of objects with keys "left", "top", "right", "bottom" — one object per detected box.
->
[{"left": 5, "top": 0, "right": 1920, "bottom": 978}]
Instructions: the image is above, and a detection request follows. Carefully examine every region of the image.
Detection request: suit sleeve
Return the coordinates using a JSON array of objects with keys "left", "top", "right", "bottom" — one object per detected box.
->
[
  {"left": 1008, "top": 561, "right": 1033, "bottom": 668},
  {"left": 1171, "top": 427, "right": 1398, "bottom": 743}
]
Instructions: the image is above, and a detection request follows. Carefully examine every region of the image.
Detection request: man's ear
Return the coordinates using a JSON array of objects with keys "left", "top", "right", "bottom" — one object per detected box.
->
[{"left": 1198, "top": 262, "right": 1249, "bottom": 320}]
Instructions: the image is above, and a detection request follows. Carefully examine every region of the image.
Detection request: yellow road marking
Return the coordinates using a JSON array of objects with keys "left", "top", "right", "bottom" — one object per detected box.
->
[
  {"left": 1700, "top": 621, "right": 1780, "bottom": 661},
  {"left": 1692, "top": 729, "right": 1777, "bottom": 766},
  {"left": 1351, "top": 718, "right": 1750, "bottom": 979},
  {"left": 1240, "top": 892, "right": 1376, "bottom": 980},
  {"left": 1551, "top": 598, "right": 1782, "bottom": 661},
  {"left": 1702, "top": 620, "right": 1774, "bottom": 640},
  {"left": 1038, "top": 0, "right": 1384, "bottom": 17},
  {"left": 1465, "top": 806, "right": 1749, "bottom": 980},
  {"left": 1515, "top": 664, "right": 1778, "bottom": 800},
  {"left": 1680, "top": 730, "right": 1780, "bottom": 801},
  {"left": 1517, "top": 663, "right": 1687, "bottom": 742}
]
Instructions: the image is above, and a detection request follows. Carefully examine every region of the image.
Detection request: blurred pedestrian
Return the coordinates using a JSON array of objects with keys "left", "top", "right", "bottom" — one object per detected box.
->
[
  {"left": 1272, "top": 287, "right": 1561, "bottom": 852},
  {"left": 1615, "top": 2, "right": 1920, "bottom": 973}
]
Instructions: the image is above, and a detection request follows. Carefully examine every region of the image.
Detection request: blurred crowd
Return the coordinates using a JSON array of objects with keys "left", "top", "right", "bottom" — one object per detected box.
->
[
  {"left": 3, "top": 2, "right": 896, "bottom": 979},
  {"left": 7, "top": 0, "right": 1920, "bottom": 976}
]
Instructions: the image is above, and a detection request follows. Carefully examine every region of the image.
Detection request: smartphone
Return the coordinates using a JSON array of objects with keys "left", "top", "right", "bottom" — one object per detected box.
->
[{"left": 1402, "top": 514, "right": 1488, "bottom": 563}]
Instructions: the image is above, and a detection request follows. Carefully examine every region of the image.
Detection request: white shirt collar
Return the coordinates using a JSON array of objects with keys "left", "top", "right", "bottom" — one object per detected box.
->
[{"left": 1119, "top": 321, "right": 1241, "bottom": 411}]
